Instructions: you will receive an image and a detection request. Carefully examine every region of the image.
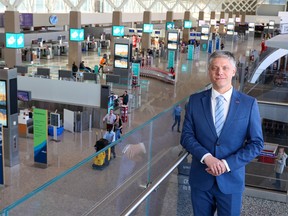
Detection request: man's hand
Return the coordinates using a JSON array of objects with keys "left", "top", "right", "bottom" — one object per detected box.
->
[{"left": 204, "top": 155, "right": 227, "bottom": 176}]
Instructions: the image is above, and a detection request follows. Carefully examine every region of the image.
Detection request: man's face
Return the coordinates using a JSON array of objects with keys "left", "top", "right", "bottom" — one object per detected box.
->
[{"left": 208, "top": 57, "right": 236, "bottom": 93}]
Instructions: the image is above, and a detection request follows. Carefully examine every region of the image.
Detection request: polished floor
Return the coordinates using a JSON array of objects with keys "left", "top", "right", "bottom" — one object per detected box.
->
[{"left": 1, "top": 37, "right": 288, "bottom": 214}]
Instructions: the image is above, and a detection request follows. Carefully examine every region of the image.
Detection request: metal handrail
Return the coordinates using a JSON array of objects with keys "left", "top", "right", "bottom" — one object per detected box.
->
[
  {"left": 120, "top": 150, "right": 189, "bottom": 216},
  {"left": 258, "top": 100, "right": 288, "bottom": 107}
]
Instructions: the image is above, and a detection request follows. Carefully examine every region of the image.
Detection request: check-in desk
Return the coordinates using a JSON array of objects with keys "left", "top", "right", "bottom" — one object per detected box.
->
[{"left": 258, "top": 143, "right": 278, "bottom": 164}]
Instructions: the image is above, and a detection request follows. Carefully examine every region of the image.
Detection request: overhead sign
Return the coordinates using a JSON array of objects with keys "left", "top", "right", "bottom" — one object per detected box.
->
[
  {"left": 5, "top": 33, "right": 24, "bottom": 49},
  {"left": 49, "top": 15, "right": 58, "bottom": 25},
  {"left": 69, "top": 28, "right": 84, "bottom": 42},
  {"left": 112, "top": 26, "right": 124, "bottom": 37},
  {"left": 166, "top": 22, "right": 175, "bottom": 30}
]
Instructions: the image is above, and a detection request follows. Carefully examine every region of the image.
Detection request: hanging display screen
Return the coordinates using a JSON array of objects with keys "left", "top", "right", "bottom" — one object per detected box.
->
[
  {"left": 69, "top": 28, "right": 84, "bottom": 42},
  {"left": 114, "top": 43, "right": 129, "bottom": 69}
]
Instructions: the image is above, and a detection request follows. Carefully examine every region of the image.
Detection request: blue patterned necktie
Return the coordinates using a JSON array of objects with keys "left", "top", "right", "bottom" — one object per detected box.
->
[{"left": 215, "top": 95, "right": 225, "bottom": 137}]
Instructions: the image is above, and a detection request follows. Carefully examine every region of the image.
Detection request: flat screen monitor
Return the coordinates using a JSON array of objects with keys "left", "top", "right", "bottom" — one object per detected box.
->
[
  {"left": 36, "top": 67, "right": 50, "bottom": 77},
  {"left": 15, "top": 65, "right": 28, "bottom": 74},
  {"left": 235, "top": 17, "right": 241, "bottom": 23},
  {"left": 210, "top": 19, "right": 216, "bottom": 25},
  {"left": 17, "top": 90, "right": 31, "bottom": 102},
  {"left": 200, "top": 35, "right": 209, "bottom": 40},
  {"left": 220, "top": 19, "right": 226, "bottom": 24},
  {"left": 57, "top": 36, "right": 62, "bottom": 40},
  {"left": 227, "top": 30, "right": 234, "bottom": 35},
  {"left": 143, "top": 24, "right": 153, "bottom": 33},
  {"left": 190, "top": 32, "right": 196, "bottom": 37},
  {"left": 167, "top": 43, "right": 177, "bottom": 50},
  {"left": 228, "top": 18, "right": 234, "bottom": 23},
  {"left": 167, "top": 32, "right": 178, "bottom": 42},
  {"left": 198, "top": 20, "right": 205, "bottom": 26},
  {"left": 166, "top": 22, "right": 174, "bottom": 30},
  {"left": 129, "top": 29, "right": 135, "bottom": 33},
  {"left": 112, "top": 26, "right": 124, "bottom": 37},
  {"left": 155, "top": 30, "right": 161, "bottom": 35},
  {"left": 114, "top": 43, "right": 129, "bottom": 69},
  {"left": 5, "top": 33, "right": 24, "bottom": 49},
  {"left": 269, "top": 21, "right": 275, "bottom": 26},
  {"left": 249, "top": 23, "right": 255, "bottom": 27},
  {"left": 184, "top": 20, "right": 192, "bottom": 29},
  {"left": 227, "top": 24, "right": 234, "bottom": 30},
  {"left": 201, "top": 27, "right": 209, "bottom": 34},
  {"left": 137, "top": 29, "right": 142, "bottom": 33},
  {"left": 0, "top": 80, "right": 7, "bottom": 127},
  {"left": 69, "top": 28, "right": 84, "bottom": 42}
]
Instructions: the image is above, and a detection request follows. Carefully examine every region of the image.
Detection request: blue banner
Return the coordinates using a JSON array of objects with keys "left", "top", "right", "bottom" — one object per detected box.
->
[
  {"left": 208, "top": 40, "right": 213, "bottom": 54},
  {"left": 168, "top": 50, "right": 175, "bottom": 69},
  {"left": 0, "top": 125, "right": 3, "bottom": 185},
  {"left": 132, "top": 63, "right": 140, "bottom": 76},
  {"left": 215, "top": 37, "right": 220, "bottom": 50},
  {"left": 187, "top": 45, "right": 194, "bottom": 60}
]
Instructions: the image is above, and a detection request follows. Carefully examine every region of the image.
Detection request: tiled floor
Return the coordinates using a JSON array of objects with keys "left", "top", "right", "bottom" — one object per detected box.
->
[{"left": 1, "top": 37, "right": 287, "bottom": 214}]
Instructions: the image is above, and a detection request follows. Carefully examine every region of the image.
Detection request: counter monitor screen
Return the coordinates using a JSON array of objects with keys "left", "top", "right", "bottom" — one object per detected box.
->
[
  {"left": 155, "top": 30, "right": 160, "bottom": 35},
  {"left": 220, "top": 19, "right": 226, "bottom": 24},
  {"left": 129, "top": 29, "right": 135, "bottom": 33},
  {"left": 17, "top": 90, "right": 31, "bottom": 102},
  {"left": 69, "top": 28, "right": 84, "bottom": 42},
  {"left": 210, "top": 19, "right": 216, "bottom": 25},
  {"left": 112, "top": 26, "right": 125, "bottom": 37},
  {"left": 201, "top": 27, "right": 209, "bottom": 34}
]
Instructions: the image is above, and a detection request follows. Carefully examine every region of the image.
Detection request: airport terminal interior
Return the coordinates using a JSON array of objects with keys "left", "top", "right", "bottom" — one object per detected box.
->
[{"left": 0, "top": 0, "right": 288, "bottom": 215}]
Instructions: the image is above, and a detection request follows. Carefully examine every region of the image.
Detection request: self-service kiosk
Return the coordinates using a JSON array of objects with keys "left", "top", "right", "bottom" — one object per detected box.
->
[
  {"left": 0, "top": 68, "right": 19, "bottom": 167},
  {"left": 226, "top": 23, "right": 235, "bottom": 41},
  {"left": 200, "top": 25, "right": 209, "bottom": 51},
  {"left": 113, "top": 38, "right": 132, "bottom": 86},
  {"left": 166, "top": 30, "right": 179, "bottom": 68}
]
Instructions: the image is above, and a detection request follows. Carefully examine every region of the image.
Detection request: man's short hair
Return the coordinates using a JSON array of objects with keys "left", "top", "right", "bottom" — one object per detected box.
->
[{"left": 208, "top": 51, "right": 236, "bottom": 69}]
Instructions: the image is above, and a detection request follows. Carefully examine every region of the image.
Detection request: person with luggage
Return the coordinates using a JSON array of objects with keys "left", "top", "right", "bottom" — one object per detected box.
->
[
  {"left": 103, "top": 127, "right": 116, "bottom": 159},
  {"left": 98, "top": 54, "right": 107, "bottom": 73},
  {"left": 102, "top": 109, "right": 116, "bottom": 131},
  {"left": 79, "top": 61, "right": 92, "bottom": 73},
  {"left": 92, "top": 138, "right": 110, "bottom": 170}
]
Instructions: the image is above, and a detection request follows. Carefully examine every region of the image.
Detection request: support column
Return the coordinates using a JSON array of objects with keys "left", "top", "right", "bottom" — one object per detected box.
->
[
  {"left": 219, "top": 12, "right": 225, "bottom": 34},
  {"left": 210, "top": 11, "right": 216, "bottom": 33},
  {"left": 110, "top": 11, "right": 122, "bottom": 60},
  {"left": 165, "top": 11, "right": 174, "bottom": 47},
  {"left": 235, "top": 12, "right": 240, "bottom": 27},
  {"left": 142, "top": 11, "right": 151, "bottom": 52},
  {"left": 68, "top": 11, "right": 82, "bottom": 68},
  {"left": 228, "top": 12, "right": 233, "bottom": 21},
  {"left": 197, "top": 11, "right": 204, "bottom": 32},
  {"left": 4, "top": 11, "right": 22, "bottom": 68},
  {"left": 241, "top": 12, "right": 246, "bottom": 23},
  {"left": 182, "top": 11, "right": 190, "bottom": 44}
]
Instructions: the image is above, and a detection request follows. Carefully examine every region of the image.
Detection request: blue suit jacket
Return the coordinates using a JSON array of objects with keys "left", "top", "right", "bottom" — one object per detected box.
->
[{"left": 180, "top": 88, "right": 264, "bottom": 194}]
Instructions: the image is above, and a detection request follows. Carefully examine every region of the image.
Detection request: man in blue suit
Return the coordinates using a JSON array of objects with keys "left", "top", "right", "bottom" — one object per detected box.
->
[{"left": 181, "top": 51, "right": 264, "bottom": 216}]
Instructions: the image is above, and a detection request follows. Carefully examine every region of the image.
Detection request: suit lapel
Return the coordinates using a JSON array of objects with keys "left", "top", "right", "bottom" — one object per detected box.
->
[
  {"left": 201, "top": 90, "right": 217, "bottom": 137},
  {"left": 220, "top": 89, "right": 240, "bottom": 136}
]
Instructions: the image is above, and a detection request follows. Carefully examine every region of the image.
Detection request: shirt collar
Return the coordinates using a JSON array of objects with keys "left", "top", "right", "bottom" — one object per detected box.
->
[{"left": 211, "top": 87, "right": 233, "bottom": 102}]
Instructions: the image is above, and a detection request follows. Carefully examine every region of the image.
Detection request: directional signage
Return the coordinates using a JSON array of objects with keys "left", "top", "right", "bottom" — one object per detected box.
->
[
  {"left": 5, "top": 33, "right": 24, "bottom": 49},
  {"left": 69, "top": 28, "right": 84, "bottom": 42},
  {"left": 166, "top": 22, "right": 175, "bottom": 30},
  {"left": 112, "top": 26, "right": 124, "bottom": 37},
  {"left": 184, "top": 20, "right": 192, "bottom": 29},
  {"left": 143, "top": 24, "right": 153, "bottom": 33}
]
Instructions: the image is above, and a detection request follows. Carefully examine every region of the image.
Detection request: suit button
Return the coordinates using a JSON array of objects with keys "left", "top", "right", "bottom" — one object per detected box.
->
[{"left": 216, "top": 143, "right": 220, "bottom": 146}]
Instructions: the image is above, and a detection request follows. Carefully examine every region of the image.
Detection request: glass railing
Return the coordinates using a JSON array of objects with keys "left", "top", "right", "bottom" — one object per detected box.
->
[
  {"left": 1, "top": 80, "right": 287, "bottom": 215},
  {"left": 1, "top": 95, "right": 190, "bottom": 215}
]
